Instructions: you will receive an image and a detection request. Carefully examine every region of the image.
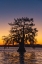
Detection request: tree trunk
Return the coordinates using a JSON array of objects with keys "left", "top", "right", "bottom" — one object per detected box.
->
[
  {"left": 17, "top": 38, "right": 26, "bottom": 52},
  {"left": 17, "top": 26, "right": 26, "bottom": 52}
]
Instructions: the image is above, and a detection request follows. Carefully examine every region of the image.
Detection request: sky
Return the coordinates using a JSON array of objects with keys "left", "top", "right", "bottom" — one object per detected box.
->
[{"left": 0, "top": 0, "right": 42, "bottom": 45}]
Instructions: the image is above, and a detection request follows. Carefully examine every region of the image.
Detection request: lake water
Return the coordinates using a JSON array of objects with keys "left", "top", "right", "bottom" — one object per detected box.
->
[{"left": 0, "top": 47, "right": 42, "bottom": 64}]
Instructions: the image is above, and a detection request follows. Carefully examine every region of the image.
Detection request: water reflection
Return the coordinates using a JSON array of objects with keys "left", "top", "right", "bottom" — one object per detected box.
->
[
  {"left": 27, "top": 52, "right": 36, "bottom": 64},
  {"left": 24, "top": 51, "right": 37, "bottom": 64},
  {"left": 3, "top": 51, "right": 19, "bottom": 64},
  {"left": 0, "top": 50, "right": 37, "bottom": 64}
]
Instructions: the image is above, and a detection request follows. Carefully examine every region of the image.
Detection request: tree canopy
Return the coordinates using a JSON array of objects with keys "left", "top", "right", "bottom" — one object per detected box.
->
[{"left": 2, "top": 17, "right": 38, "bottom": 46}]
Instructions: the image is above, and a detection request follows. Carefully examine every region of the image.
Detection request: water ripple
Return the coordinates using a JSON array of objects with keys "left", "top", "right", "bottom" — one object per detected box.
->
[{"left": 0, "top": 47, "right": 42, "bottom": 64}]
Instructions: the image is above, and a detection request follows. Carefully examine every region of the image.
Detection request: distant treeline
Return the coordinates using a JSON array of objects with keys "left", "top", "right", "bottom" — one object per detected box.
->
[{"left": 0, "top": 44, "right": 42, "bottom": 48}]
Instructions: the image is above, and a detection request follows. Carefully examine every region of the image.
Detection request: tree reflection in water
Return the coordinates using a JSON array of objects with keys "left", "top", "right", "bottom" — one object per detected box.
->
[
  {"left": 19, "top": 52, "right": 24, "bottom": 64},
  {"left": 2, "top": 51, "right": 37, "bottom": 64},
  {"left": 24, "top": 51, "right": 37, "bottom": 64}
]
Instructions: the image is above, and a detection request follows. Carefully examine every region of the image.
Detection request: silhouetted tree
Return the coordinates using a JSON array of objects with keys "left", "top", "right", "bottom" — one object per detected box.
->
[{"left": 2, "top": 17, "right": 38, "bottom": 52}]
